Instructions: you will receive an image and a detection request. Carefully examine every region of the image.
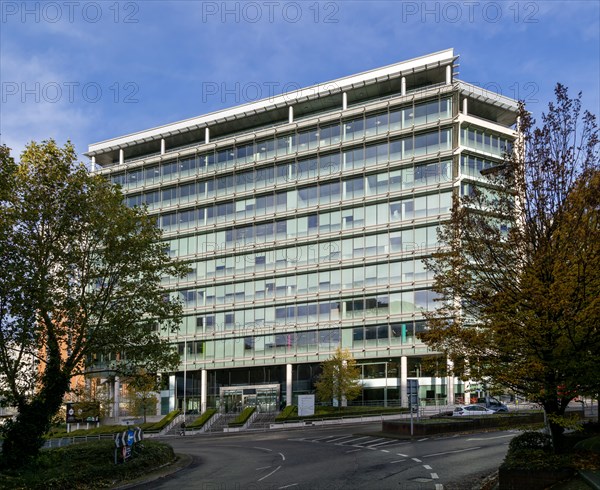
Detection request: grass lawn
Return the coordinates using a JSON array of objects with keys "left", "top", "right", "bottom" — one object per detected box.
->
[{"left": 0, "top": 439, "right": 176, "bottom": 489}]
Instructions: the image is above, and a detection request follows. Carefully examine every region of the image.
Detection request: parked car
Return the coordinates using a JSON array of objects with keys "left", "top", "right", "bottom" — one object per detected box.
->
[
  {"left": 477, "top": 396, "right": 509, "bottom": 413},
  {"left": 453, "top": 404, "right": 496, "bottom": 416}
]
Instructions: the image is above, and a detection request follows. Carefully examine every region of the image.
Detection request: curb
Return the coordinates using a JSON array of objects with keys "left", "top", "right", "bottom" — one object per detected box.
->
[
  {"left": 113, "top": 452, "right": 194, "bottom": 489},
  {"left": 580, "top": 470, "right": 600, "bottom": 490}
]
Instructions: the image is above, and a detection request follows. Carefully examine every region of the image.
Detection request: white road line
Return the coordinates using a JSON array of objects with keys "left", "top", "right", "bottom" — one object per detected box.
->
[
  {"left": 390, "top": 459, "right": 406, "bottom": 463},
  {"left": 327, "top": 435, "right": 355, "bottom": 443},
  {"left": 431, "top": 473, "right": 439, "bottom": 480},
  {"left": 256, "top": 466, "right": 271, "bottom": 470},
  {"left": 339, "top": 436, "right": 370, "bottom": 445},
  {"left": 467, "top": 434, "right": 515, "bottom": 441},
  {"left": 423, "top": 465, "right": 432, "bottom": 470},
  {"left": 368, "top": 440, "right": 397, "bottom": 447},
  {"left": 423, "top": 446, "right": 481, "bottom": 458},
  {"left": 253, "top": 446, "right": 273, "bottom": 452},
  {"left": 345, "top": 449, "right": 362, "bottom": 453},
  {"left": 359, "top": 438, "right": 384, "bottom": 445},
  {"left": 412, "top": 457, "right": 422, "bottom": 462},
  {"left": 258, "top": 465, "right": 281, "bottom": 482},
  {"left": 278, "top": 485, "right": 298, "bottom": 489},
  {"left": 278, "top": 452, "right": 286, "bottom": 461},
  {"left": 418, "top": 438, "right": 428, "bottom": 441},
  {"left": 397, "top": 453, "right": 408, "bottom": 457},
  {"left": 308, "top": 435, "right": 336, "bottom": 441},
  {"left": 381, "top": 449, "right": 390, "bottom": 453}
]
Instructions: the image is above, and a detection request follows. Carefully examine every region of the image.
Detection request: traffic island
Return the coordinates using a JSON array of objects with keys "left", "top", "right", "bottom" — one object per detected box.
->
[{"left": 381, "top": 412, "right": 545, "bottom": 437}]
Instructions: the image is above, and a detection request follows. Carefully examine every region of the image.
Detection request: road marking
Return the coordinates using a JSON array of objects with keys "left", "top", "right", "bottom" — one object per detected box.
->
[
  {"left": 278, "top": 485, "right": 298, "bottom": 489},
  {"left": 423, "top": 446, "right": 481, "bottom": 458},
  {"left": 345, "top": 449, "right": 362, "bottom": 453},
  {"left": 431, "top": 473, "right": 439, "bottom": 480},
  {"left": 258, "top": 465, "right": 281, "bottom": 482},
  {"left": 412, "top": 458, "right": 422, "bottom": 462},
  {"left": 435, "top": 484, "right": 444, "bottom": 490},
  {"left": 368, "top": 440, "right": 397, "bottom": 447},
  {"left": 278, "top": 452, "right": 286, "bottom": 461},
  {"left": 381, "top": 449, "right": 390, "bottom": 453},
  {"left": 307, "top": 435, "right": 336, "bottom": 442},
  {"left": 253, "top": 446, "right": 273, "bottom": 452},
  {"left": 256, "top": 466, "right": 271, "bottom": 470},
  {"left": 339, "top": 436, "right": 370, "bottom": 445},
  {"left": 360, "top": 438, "right": 384, "bottom": 445},
  {"left": 423, "top": 465, "right": 432, "bottom": 470},
  {"left": 397, "top": 453, "right": 408, "bottom": 457},
  {"left": 467, "top": 434, "right": 514, "bottom": 441},
  {"left": 327, "top": 435, "right": 355, "bottom": 443},
  {"left": 418, "top": 438, "right": 429, "bottom": 441},
  {"left": 390, "top": 459, "right": 406, "bottom": 463}
]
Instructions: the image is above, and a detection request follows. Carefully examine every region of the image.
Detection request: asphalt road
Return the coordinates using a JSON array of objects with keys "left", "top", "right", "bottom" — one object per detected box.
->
[{"left": 137, "top": 423, "right": 516, "bottom": 490}]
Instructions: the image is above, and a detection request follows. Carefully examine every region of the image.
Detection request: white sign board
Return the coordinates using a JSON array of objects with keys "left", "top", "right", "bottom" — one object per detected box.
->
[{"left": 297, "top": 394, "right": 315, "bottom": 417}]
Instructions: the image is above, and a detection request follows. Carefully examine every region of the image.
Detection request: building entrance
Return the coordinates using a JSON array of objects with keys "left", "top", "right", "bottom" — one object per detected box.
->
[{"left": 219, "top": 384, "right": 280, "bottom": 413}]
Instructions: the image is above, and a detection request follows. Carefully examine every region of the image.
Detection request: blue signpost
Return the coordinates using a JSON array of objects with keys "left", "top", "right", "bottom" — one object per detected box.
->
[{"left": 114, "top": 427, "right": 143, "bottom": 464}]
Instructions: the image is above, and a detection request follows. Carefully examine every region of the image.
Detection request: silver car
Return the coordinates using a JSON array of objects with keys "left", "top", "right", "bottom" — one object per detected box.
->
[{"left": 453, "top": 404, "right": 496, "bottom": 416}]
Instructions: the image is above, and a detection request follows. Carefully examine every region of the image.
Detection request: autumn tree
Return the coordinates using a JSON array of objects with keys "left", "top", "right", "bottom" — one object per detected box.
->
[
  {"left": 0, "top": 141, "right": 187, "bottom": 467},
  {"left": 420, "top": 85, "right": 599, "bottom": 449},
  {"left": 124, "top": 369, "right": 160, "bottom": 423},
  {"left": 315, "top": 348, "right": 362, "bottom": 409}
]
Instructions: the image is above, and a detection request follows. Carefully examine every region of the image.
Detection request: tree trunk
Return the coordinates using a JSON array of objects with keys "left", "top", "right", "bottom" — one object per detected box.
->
[
  {"left": 543, "top": 398, "right": 566, "bottom": 452},
  {"left": 1, "top": 375, "right": 69, "bottom": 468}
]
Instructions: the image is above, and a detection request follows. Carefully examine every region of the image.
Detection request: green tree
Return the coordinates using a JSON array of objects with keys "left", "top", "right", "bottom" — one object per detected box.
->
[
  {"left": 315, "top": 348, "right": 362, "bottom": 409},
  {"left": 0, "top": 141, "right": 187, "bottom": 467},
  {"left": 125, "top": 369, "right": 160, "bottom": 423},
  {"left": 420, "top": 85, "right": 599, "bottom": 450}
]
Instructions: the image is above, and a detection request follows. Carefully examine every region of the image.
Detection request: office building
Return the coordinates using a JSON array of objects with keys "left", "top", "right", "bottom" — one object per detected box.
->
[{"left": 87, "top": 49, "right": 518, "bottom": 414}]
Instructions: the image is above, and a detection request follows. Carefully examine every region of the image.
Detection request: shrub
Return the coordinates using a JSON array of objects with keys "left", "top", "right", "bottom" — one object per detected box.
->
[
  {"left": 0, "top": 440, "right": 175, "bottom": 489},
  {"left": 502, "top": 448, "right": 568, "bottom": 470},
  {"left": 574, "top": 435, "right": 600, "bottom": 454},
  {"left": 509, "top": 431, "right": 552, "bottom": 452}
]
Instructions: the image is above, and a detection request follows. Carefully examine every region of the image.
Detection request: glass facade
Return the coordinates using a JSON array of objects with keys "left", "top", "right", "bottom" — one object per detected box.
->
[{"left": 91, "top": 54, "right": 518, "bottom": 413}]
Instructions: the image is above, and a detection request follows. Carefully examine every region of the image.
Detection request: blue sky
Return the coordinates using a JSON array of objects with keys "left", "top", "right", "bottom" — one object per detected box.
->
[{"left": 1, "top": 0, "right": 598, "bottom": 161}]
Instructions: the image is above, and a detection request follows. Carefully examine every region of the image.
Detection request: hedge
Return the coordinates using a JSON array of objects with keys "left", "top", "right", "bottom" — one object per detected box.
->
[
  {"left": 142, "top": 409, "right": 181, "bottom": 432},
  {"left": 275, "top": 405, "right": 297, "bottom": 421},
  {"left": 188, "top": 409, "right": 217, "bottom": 429},
  {"left": 229, "top": 407, "right": 255, "bottom": 427}
]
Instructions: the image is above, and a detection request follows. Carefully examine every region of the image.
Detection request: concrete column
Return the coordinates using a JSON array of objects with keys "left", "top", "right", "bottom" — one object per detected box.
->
[
  {"left": 114, "top": 376, "right": 120, "bottom": 419},
  {"left": 160, "top": 138, "right": 166, "bottom": 155},
  {"left": 400, "top": 356, "right": 408, "bottom": 408},
  {"left": 464, "top": 381, "right": 471, "bottom": 405},
  {"left": 119, "top": 149, "right": 124, "bottom": 165},
  {"left": 286, "top": 363, "right": 293, "bottom": 406},
  {"left": 463, "top": 98, "right": 468, "bottom": 115},
  {"left": 446, "top": 358, "right": 455, "bottom": 406},
  {"left": 205, "top": 127, "right": 210, "bottom": 144},
  {"left": 288, "top": 106, "right": 294, "bottom": 124},
  {"left": 169, "top": 374, "right": 176, "bottom": 412},
  {"left": 401, "top": 77, "right": 406, "bottom": 96},
  {"left": 446, "top": 64, "right": 452, "bottom": 85},
  {"left": 341, "top": 359, "right": 348, "bottom": 407},
  {"left": 201, "top": 369, "right": 207, "bottom": 413},
  {"left": 342, "top": 92, "right": 347, "bottom": 110},
  {"left": 91, "top": 156, "right": 96, "bottom": 172}
]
